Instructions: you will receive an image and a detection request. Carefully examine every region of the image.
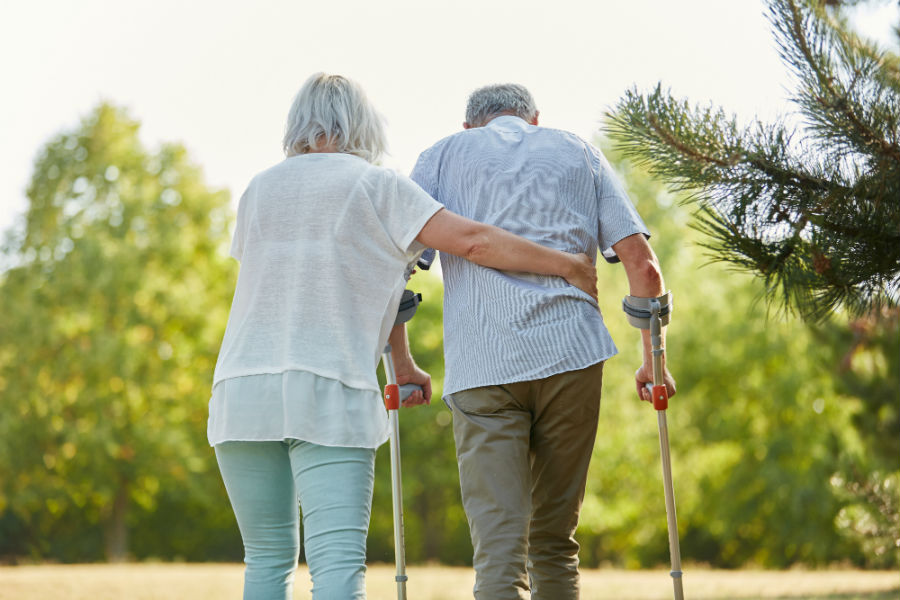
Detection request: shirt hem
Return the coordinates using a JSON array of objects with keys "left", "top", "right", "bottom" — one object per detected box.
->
[
  {"left": 208, "top": 433, "right": 389, "bottom": 450},
  {"left": 213, "top": 366, "right": 380, "bottom": 393},
  {"left": 441, "top": 354, "right": 614, "bottom": 399}
]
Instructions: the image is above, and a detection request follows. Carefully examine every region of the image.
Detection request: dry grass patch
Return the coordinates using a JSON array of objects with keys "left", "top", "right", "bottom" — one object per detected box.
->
[{"left": 0, "top": 563, "right": 896, "bottom": 599}]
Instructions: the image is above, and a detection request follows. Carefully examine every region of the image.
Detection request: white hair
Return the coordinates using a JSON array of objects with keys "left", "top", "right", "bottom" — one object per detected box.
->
[
  {"left": 282, "top": 72, "right": 387, "bottom": 163},
  {"left": 465, "top": 83, "right": 538, "bottom": 127}
]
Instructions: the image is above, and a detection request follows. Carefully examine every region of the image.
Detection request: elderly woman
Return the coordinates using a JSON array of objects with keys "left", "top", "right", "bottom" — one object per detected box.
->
[{"left": 208, "top": 72, "right": 597, "bottom": 600}]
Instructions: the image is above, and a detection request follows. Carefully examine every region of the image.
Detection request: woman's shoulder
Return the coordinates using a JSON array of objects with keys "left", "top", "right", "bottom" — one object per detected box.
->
[
  {"left": 351, "top": 159, "right": 404, "bottom": 189},
  {"left": 258, "top": 153, "right": 370, "bottom": 177},
  {"left": 245, "top": 154, "right": 400, "bottom": 202}
]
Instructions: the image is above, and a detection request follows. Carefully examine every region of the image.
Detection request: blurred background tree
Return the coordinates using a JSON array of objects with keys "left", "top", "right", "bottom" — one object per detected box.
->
[
  {"left": 0, "top": 104, "right": 240, "bottom": 561},
  {"left": 0, "top": 99, "right": 896, "bottom": 568}
]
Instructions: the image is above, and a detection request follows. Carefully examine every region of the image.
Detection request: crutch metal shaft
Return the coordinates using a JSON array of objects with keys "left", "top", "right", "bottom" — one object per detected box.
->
[
  {"left": 657, "top": 409, "right": 683, "bottom": 598},
  {"left": 381, "top": 349, "right": 408, "bottom": 600},
  {"left": 379, "top": 288, "right": 427, "bottom": 599},
  {"left": 648, "top": 298, "right": 683, "bottom": 600}
]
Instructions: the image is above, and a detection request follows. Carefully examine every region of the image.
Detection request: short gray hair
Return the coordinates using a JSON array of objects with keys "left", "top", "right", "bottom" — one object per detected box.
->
[
  {"left": 465, "top": 83, "right": 537, "bottom": 127},
  {"left": 283, "top": 72, "right": 387, "bottom": 163}
]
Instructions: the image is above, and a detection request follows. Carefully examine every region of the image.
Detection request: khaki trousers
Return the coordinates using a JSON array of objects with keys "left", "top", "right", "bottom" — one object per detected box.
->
[{"left": 447, "top": 362, "right": 604, "bottom": 600}]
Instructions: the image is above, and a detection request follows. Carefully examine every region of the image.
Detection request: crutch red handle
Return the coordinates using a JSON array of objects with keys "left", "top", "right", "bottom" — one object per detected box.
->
[
  {"left": 384, "top": 384, "right": 400, "bottom": 410},
  {"left": 384, "top": 384, "right": 424, "bottom": 411},
  {"left": 649, "top": 384, "right": 669, "bottom": 411}
]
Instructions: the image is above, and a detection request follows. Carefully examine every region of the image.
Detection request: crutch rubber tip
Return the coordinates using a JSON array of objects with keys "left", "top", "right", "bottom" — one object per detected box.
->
[
  {"left": 651, "top": 385, "right": 668, "bottom": 411},
  {"left": 384, "top": 384, "right": 400, "bottom": 410}
]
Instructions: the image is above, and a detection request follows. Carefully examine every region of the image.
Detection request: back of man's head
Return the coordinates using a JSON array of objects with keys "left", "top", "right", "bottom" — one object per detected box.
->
[{"left": 465, "top": 84, "right": 538, "bottom": 128}]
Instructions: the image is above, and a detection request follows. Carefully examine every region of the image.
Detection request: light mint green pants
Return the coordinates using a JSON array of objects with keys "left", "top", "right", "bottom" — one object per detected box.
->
[{"left": 215, "top": 440, "right": 376, "bottom": 600}]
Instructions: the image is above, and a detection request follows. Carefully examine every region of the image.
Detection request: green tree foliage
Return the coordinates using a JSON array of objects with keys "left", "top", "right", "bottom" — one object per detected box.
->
[
  {"left": 0, "top": 104, "right": 239, "bottom": 561},
  {"left": 820, "top": 304, "right": 900, "bottom": 568},
  {"left": 575, "top": 147, "right": 898, "bottom": 569},
  {"left": 605, "top": 0, "right": 900, "bottom": 322}
]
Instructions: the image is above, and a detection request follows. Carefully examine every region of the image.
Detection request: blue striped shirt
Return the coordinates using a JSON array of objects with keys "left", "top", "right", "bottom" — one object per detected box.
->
[{"left": 411, "top": 116, "right": 649, "bottom": 396}]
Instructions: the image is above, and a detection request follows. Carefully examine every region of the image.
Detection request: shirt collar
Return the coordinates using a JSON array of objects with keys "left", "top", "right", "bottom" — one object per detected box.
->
[{"left": 485, "top": 115, "right": 530, "bottom": 130}]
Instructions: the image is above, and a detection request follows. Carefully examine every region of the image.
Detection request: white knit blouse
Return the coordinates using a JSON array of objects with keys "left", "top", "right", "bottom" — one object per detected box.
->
[{"left": 208, "top": 153, "right": 442, "bottom": 448}]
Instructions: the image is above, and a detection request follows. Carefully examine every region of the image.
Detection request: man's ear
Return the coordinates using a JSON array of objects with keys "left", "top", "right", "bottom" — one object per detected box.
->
[
  {"left": 463, "top": 122, "right": 472, "bottom": 130},
  {"left": 529, "top": 111, "right": 540, "bottom": 126}
]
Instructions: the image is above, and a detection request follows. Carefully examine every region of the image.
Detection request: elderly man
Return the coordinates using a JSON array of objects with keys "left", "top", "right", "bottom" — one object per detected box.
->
[{"left": 411, "top": 84, "right": 676, "bottom": 599}]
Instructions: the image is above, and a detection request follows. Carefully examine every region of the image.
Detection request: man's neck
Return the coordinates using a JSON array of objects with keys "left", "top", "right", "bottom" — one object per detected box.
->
[{"left": 464, "top": 111, "right": 539, "bottom": 129}]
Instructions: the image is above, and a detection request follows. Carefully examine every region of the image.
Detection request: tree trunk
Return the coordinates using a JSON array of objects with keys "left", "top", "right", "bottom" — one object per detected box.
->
[
  {"left": 418, "top": 492, "right": 442, "bottom": 560},
  {"left": 104, "top": 483, "right": 129, "bottom": 562}
]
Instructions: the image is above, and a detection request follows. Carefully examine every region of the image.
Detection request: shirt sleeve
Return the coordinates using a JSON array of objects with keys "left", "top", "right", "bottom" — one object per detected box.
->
[
  {"left": 409, "top": 144, "right": 445, "bottom": 265},
  {"left": 371, "top": 168, "right": 443, "bottom": 260},
  {"left": 589, "top": 143, "right": 650, "bottom": 264},
  {"left": 410, "top": 146, "right": 440, "bottom": 200},
  {"left": 230, "top": 187, "right": 248, "bottom": 261}
]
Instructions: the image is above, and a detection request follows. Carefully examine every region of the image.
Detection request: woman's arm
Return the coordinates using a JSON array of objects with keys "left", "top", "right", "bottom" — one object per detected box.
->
[
  {"left": 387, "top": 323, "right": 431, "bottom": 406},
  {"left": 415, "top": 208, "right": 598, "bottom": 300},
  {"left": 388, "top": 323, "right": 431, "bottom": 406}
]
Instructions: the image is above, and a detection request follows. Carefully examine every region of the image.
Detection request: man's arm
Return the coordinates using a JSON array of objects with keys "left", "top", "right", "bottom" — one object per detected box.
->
[
  {"left": 387, "top": 323, "right": 432, "bottom": 406},
  {"left": 416, "top": 208, "right": 598, "bottom": 301},
  {"left": 611, "top": 233, "right": 677, "bottom": 401}
]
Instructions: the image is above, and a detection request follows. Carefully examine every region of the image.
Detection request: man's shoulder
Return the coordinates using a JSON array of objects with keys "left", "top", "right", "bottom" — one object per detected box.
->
[
  {"left": 418, "top": 130, "right": 470, "bottom": 158},
  {"left": 412, "top": 132, "right": 471, "bottom": 181}
]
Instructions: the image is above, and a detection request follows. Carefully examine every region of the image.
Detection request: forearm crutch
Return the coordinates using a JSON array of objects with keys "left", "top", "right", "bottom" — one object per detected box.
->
[
  {"left": 623, "top": 292, "right": 684, "bottom": 600},
  {"left": 380, "top": 289, "right": 424, "bottom": 600}
]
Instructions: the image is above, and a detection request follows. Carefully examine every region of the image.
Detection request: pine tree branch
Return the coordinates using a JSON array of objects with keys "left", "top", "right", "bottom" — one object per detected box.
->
[
  {"left": 775, "top": 0, "right": 900, "bottom": 165},
  {"left": 609, "top": 88, "right": 858, "bottom": 206},
  {"left": 645, "top": 112, "right": 734, "bottom": 169},
  {"left": 606, "top": 77, "right": 899, "bottom": 321}
]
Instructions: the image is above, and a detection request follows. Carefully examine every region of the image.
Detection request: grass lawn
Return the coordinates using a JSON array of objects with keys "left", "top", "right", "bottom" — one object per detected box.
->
[{"left": 0, "top": 563, "right": 897, "bottom": 599}]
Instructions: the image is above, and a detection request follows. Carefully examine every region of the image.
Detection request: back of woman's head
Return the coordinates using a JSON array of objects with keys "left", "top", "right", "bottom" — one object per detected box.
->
[{"left": 283, "top": 73, "right": 387, "bottom": 163}]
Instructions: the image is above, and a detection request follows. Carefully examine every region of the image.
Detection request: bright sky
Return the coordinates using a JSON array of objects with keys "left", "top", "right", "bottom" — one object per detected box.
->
[{"left": 1, "top": 0, "right": 897, "bottom": 237}]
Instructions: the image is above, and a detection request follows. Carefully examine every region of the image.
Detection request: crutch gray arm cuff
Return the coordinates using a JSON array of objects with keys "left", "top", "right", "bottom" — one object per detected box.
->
[{"left": 622, "top": 291, "right": 673, "bottom": 329}]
